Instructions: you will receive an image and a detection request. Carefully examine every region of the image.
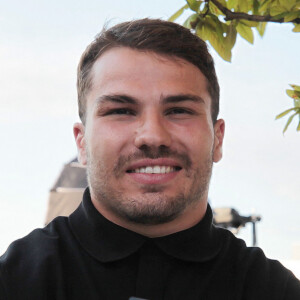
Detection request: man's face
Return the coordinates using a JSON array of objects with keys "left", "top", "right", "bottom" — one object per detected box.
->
[{"left": 74, "top": 47, "right": 224, "bottom": 225}]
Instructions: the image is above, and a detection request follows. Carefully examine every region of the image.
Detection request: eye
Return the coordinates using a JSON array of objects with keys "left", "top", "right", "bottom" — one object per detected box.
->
[
  {"left": 105, "top": 108, "right": 136, "bottom": 116},
  {"left": 166, "top": 107, "right": 193, "bottom": 115}
]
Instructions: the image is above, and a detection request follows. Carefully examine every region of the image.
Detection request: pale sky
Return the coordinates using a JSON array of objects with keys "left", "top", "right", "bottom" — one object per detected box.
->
[{"left": 0, "top": 0, "right": 299, "bottom": 260}]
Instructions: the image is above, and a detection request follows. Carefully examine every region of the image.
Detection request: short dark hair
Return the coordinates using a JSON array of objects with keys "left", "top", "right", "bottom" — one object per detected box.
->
[{"left": 77, "top": 18, "right": 219, "bottom": 124}]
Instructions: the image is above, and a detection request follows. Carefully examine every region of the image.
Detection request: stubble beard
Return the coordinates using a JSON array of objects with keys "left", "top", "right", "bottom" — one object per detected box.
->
[{"left": 87, "top": 146, "right": 213, "bottom": 225}]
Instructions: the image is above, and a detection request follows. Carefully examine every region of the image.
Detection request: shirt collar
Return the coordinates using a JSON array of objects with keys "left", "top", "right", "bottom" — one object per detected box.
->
[{"left": 69, "top": 188, "right": 223, "bottom": 263}]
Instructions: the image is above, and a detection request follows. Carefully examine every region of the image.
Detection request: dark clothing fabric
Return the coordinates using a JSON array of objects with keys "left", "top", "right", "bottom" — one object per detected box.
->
[{"left": 0, "top": 189, "right": 299, "bottom": 300}]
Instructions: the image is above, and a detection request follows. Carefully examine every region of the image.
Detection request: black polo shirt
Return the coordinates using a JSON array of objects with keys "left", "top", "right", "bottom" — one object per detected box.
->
[{"left": 0, "top": 188, "right": 299, "bottom": 299}]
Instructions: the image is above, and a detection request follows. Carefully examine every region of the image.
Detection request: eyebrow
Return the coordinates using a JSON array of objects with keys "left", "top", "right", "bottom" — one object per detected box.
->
[
  {"left": 161, "top": 94, "right": 205, "bottom": 105},
  {"left": 95, "top": 93, "right": 205, "bottom": 106},
  {"left": 95, "top": 95, "right": 138, "bottom": 106}
]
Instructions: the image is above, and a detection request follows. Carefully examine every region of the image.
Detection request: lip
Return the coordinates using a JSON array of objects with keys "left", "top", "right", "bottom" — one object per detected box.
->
[
  {"left": 126, "top": 158, "right": 182, "bottom": 171},
  {"left": 127, "top": 170, "right": 181, "bottom": 185},
  {"left": 126, "top": 158, "right": 182, "bottom": 185}
]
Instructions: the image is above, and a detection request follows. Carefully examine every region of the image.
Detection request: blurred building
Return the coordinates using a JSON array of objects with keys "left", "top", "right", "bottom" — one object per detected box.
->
[{"left": 45, "top": 158, "right": 87, "bottom": 225}]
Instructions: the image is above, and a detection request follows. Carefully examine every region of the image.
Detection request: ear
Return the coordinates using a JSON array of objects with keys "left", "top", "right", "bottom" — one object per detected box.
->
[
  {"left": 73, "top": 123, "right": 87, "bottom": 166},
  {"left": 212, "top": 119, "right": 225, "bottom": 163}
]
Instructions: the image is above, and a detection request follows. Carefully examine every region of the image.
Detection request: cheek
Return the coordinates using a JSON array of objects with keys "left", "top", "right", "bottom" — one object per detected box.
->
[
  {"left": 89, "top": 122, "right": 132, "bottom": 158},
  {"left": 172, "top": 122, "right": 214, "bottom": 156}
]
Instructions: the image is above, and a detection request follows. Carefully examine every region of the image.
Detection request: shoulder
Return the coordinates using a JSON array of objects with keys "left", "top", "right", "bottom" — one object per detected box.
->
[
  {"left": 215, "top": 227, "right": 300, "bottom": 299},
  {"left": 0, "top": 217, "right": 71, "bottom": 296},
  {"left": 0, "top": 216, "right": 70, "bottom": 265}
]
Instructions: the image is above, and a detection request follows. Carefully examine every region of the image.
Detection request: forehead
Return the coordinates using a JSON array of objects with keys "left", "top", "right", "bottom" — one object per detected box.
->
[{"left": 87, "top": 47, "right": 211, "bottom": 106}]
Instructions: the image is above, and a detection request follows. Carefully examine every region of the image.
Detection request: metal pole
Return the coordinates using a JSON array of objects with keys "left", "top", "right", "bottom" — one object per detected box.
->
[{"left": 252, "top": 222, "right": 257, "bottom": 246}]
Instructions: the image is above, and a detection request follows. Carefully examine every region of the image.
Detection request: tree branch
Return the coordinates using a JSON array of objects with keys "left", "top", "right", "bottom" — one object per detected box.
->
[{"left": 210, "top": 0, "right": 300, "bottom": 24}]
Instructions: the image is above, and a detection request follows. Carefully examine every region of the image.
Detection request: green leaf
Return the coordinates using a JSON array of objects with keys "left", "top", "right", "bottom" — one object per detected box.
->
[
  {"left": 225, "top": 23, "right": 237, "bottom": 49},
  {"left": 286, "top": 89, "right": 300, "bottom": 99},
  {"left": 187, "top": 0, "right": 202, "bottom": 12},
  {"left": 279, "top": 0, "right": 297, "bottom": 11},
  {"left": 227, "top": 0, "right": 238, "bottom": 10},
  {"left": 168, "top": 4, "right": 189, "bottom": 22},
  {"left": 204, "top": 14, "right": 225, "bottom": 39},
  {"left": 282, "top": 111, "right": 299, "bottom": 133},
  {"left": 270, "top": 6, "right": 287, "bottom": 16},
  {"left": 183, "top": 13, "right": 199, "bottom": 29},
  {"left": 208, "top": 31, "right": 232, "bottom": 62},
  {"left": 259, "top": 0, "right": 272, "bottom": 14},
  {"left": 272, "top": 12, "right": 290, "bottom": 20},
  {"left": 196, "top": 18, "right": 217, "bottom": 40},
  {"left": 294, "top": 2, "right": 300, "bottom": 10},
  {"left": 236, "top": 22, "right": 254, "bottom": 44},
  {"left": 217, "top": 0, "right": 227, "bottom": 6},
  {"left": 256, "top": 22, "right": 267, "bottom": 37},
  {"left": 221, "top": 21, "right": 229, "bottom": 32},
  {"left": 275, "top": 107, "right": 299, "bottom": 119},
  {"left": 297, "top": 120, "right": 300, "bottom": 131},
  {"left": 238, "top": 0, "right": 250, "bottom": 13},
  {"left": 253, "top": 0, "right": 260, "bottom": 14},
  {"left": 210, "top": 2, "right": 224, "bottom": 15},
  {"left": 196, "top": 22, "right": 209, "bottom": 41},
  {"left": 240, "top": 20, "right": 259, "bottom": 27},
  {"left": 286, "top": 89, "right": 295, "bottom": 98},
  {"left": 292, "top": 24, "right": 300, "bottom": 32},
  {"left": 284, "top": 11, "right": 300, "bottom": 22},
  {"left": 201, "top": 21, "right": 232, "bottom": 62},
  {"left": 290, "top": 84, "right": 300, "bottom": 92}
]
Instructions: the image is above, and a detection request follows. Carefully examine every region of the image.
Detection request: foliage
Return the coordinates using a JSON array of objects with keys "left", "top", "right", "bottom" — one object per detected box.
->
[
  {"left": 169, "top": 0, "right": 300, "bottom": 132},
  {"left": 169, "top": 0, "right": 300, "bottom": 62},
  {"left": 276, "top": 85, "right": 300, "bottom": 133}
]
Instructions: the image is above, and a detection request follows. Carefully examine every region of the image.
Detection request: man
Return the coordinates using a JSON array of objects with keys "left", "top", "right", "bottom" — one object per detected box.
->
[{"left": 0, "top": 19, "right": 299, "bottom": 299}]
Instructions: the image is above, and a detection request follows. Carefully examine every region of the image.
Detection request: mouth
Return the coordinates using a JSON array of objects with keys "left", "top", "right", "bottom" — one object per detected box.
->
[
  {"left": 124, "top": 158, "right": 183, "bottom": 185},
  {"left": 126, "top": 165, "right": 182, "bottom": 174}
]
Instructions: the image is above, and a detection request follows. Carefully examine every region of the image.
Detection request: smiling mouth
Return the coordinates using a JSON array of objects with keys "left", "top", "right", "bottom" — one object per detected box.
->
[{"left": 126, "top": 165, "right": 182, "bottom": 174}]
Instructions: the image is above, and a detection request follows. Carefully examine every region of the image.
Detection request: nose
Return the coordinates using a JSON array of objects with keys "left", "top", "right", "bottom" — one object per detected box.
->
[{"left": 134, "top": 112, "right": 172, "bottom": 149}]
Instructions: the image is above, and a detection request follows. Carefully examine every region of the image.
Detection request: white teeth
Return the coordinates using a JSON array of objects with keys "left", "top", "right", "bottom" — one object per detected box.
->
[
  {"left": 145, "top": 166, "right": 152, "bottom": 173},
  {"left": 132, "top": 166, "right": 177, "bottom": 174},
  {"left": 153, "top": 166, "right": 160, "bottom": 174}
]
